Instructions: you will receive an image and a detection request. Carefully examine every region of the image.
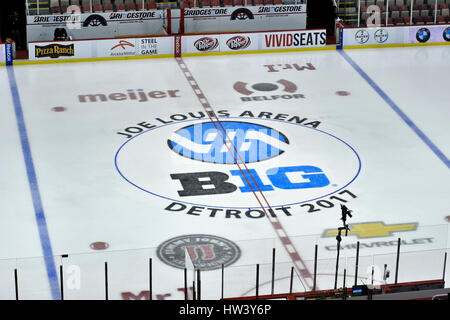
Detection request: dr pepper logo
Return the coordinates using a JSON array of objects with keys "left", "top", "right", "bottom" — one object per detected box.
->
[
  {"left": 194, "top": 37, "right": 219, "bottom": 51},
  {"left": 226, "top": 36, "right": 251, "bottom": 50}
]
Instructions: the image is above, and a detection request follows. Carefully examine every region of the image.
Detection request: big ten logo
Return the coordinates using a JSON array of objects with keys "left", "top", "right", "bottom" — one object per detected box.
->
[
  {"left": 167, "top": 121, "right": 330, "bottom": 197},
  {"left": 64, "top": 265, "right": 81, "bottom": 290},
  {"left": 170, "top": 166, "right": 330, "bottom": 197},
  {"left": 366, "top": 5, "right": 382, "bottom": 27},
  {"left": 65, "top": 5, "right": 82, "bottom": 29}
]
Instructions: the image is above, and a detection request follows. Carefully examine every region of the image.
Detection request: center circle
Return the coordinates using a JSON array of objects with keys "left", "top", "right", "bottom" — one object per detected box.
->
[{"left": 114, "top": 117, "right": 361, "bottom": 209}]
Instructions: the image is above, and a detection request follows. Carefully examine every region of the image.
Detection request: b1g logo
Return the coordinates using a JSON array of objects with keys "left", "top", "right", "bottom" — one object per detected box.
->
[{"left": 115, "top": 118, "right": 361, "bottom": 209}]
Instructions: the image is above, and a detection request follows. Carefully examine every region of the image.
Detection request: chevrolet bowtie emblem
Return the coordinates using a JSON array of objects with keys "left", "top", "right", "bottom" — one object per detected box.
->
[{"left": 322, "top": 221, "right": 418, "bottom": 239}]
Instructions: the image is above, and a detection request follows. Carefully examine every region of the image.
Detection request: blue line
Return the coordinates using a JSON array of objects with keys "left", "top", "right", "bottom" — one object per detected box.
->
[
  {"left": 6, "top": 66, "right": 61, "bottom": 300},
  {"left": 339, "top": 49, "right": 449, "bottom": 169}
]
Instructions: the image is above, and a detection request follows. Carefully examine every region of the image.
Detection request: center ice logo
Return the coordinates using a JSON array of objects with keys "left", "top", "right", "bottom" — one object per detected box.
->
[
  {"left": 115, "top": 116, "right": 361, "bottom": 209},
  {"left": 167, "top": 121, "right": 288, "bottom": 164}
]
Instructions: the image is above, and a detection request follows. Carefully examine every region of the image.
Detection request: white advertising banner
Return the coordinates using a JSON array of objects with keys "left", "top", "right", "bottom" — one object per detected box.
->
[
  {"left": 342, "top": 25, "right": 450, "bottom": 47},
  {"left": 27, "top": 10, "right": 165, "bottom": 42},
  {"left": 219, "top": 33, "right": 259, "bottom": 52},
  {"left": 28, "top": 36, "right": 173, "bottom": 60},
  {"left": 342, "top": 26, "right": 407, "bottom": 47},
  {"left": 409, "top": 25, "right": 450, "bottom": 44},
  {"left": 183, "top": 5, "right": 307, "bottom": 33},
  {"left": 182, "top": 29, "right": 327, "bottom": 54},
  {"left": 28, "top": 41, "right": 92, "bottom": 60},
  {"left": 97, "top": 37, "right": 173, "bottom": 57},
  {"left": 260, "top": 29, "right": 327, "bottom": 50}
]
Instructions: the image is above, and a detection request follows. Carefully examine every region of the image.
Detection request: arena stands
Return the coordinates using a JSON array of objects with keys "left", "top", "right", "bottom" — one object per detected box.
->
[
  {"left": 27, "top": 0, "right": 296, "bottom": 14},
  {"left": 338, "top": 0, "right": 450, "bottom": 26}
]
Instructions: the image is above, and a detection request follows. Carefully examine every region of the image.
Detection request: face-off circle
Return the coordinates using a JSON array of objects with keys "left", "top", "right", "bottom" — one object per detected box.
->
[{"left": 156, "top": 234, "right": 241, "bottom": 270}]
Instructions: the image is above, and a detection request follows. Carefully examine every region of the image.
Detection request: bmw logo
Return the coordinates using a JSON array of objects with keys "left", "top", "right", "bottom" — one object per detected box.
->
[
  {"left": 416, "top": 28, "right": 431, "bottom": 43},
  {"left": 443, "top": 27, "right": 450, "bottom": 42}
]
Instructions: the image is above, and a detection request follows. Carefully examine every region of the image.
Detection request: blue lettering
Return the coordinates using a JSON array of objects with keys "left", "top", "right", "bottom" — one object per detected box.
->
[
  {"left": 230, "top": 169, "right": 274, "bottom": 193},
  {"left": 266, "top": 166, "right": 330, "bottom": 189}
]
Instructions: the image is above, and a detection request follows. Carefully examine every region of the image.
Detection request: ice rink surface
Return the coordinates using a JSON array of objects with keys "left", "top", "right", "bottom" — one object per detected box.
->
[{"left": 0, "top": 46, "right": 449, "bottom": 299}]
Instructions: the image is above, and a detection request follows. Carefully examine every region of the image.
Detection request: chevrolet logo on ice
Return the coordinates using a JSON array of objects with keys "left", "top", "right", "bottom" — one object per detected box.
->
[{"left": 322, "top": 221, "right": 418, "bottom": 239}]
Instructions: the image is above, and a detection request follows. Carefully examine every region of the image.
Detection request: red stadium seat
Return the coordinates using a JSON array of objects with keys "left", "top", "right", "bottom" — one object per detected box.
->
[
  {"left": 51, "top": 6, "right": 61, "bottom": 14},
  {"left": 104, "top": 4, "right": 113, "bottom": 12},
  {"left": 147, "top": 2, "right": 157, "bottom": 10},
  {"left": 116, "top": 3, "right": 125, "bottom": 11},
  {"left": 82, "top": 4, "right": 91, "bottom": 12},
  {"left": 436, "top": 15, "right": 446, "bottom": 23},
  {"left": 136, "top": 2, "right": 145, "bottom": 10},
  {"left": 126, "top": 3, "right": 136, "bottom": 11},
  {"left": 211, "top": 0, "right": 220, "bottom": 7},
  {"left": 93, "top": 4, "right": 103, "bottom": 12}
]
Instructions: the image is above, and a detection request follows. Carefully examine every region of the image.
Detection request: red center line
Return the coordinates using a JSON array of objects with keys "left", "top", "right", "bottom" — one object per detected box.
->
[{"left": 175, "top": 57, "right": 314, "bottom": 291}]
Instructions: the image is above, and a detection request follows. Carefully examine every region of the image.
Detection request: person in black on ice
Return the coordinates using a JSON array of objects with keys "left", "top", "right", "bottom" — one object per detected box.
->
[{"left": 340, "top": 204, "right": 353, "bottom": 225}]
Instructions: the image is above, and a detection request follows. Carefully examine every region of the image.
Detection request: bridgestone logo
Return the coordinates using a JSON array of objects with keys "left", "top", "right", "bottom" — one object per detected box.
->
[{"left": 226, "top": 36, "right": 251, "bottom": 50}]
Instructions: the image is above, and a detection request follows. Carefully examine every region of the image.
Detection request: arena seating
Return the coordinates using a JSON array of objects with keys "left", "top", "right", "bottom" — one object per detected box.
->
[
  {"left": 42, "top": 0, "right": 295, "bottom": 14},
  {"left": 338, "top": 0, "right": 450, "bottom": 26},
  {"left": 354, "top": 0, "right": 450, "bottom": 26}
]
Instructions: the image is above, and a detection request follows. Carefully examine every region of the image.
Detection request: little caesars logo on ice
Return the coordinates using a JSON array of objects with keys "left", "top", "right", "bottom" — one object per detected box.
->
[{"left": 115, "top": 111, "right": 362, "bottom": 219}]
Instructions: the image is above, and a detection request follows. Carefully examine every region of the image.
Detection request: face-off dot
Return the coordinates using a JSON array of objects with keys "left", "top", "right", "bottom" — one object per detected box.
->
[
  {"left": 52, "top": 106, "right": 67, "bottom": 112},
  {"left": 90, "top": 242, "right": 109, "bottom": 250},
  {"left": 335, "top": 91, "right": 351, "bottom": 96}
]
